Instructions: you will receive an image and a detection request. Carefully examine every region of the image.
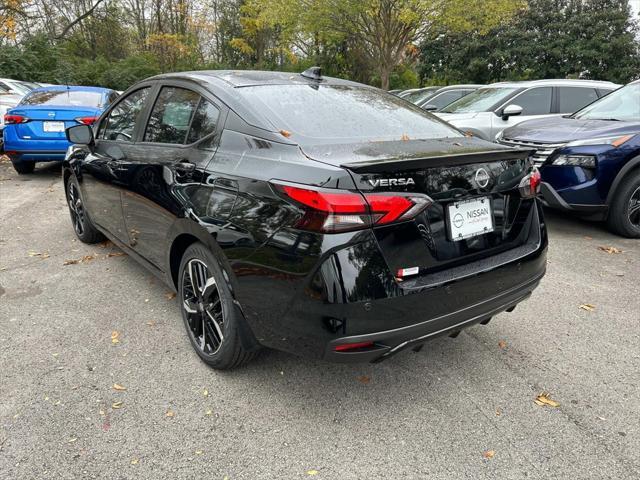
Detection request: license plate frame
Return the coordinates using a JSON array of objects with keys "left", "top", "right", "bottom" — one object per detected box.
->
[
  {"left": 43, "top": 121, "right": 66, "bottom": 133},
  {"left": 446, "top": 196, "right": 494, "bottom": 242}
]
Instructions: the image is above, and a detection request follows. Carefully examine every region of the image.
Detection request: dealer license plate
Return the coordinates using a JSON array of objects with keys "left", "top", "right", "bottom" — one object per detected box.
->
[
  {"left": 447, "top": 197, "right": 494, "bottom": 241},
  {"left": 43, "top": 121, "right": 66, "bottom": 132}
]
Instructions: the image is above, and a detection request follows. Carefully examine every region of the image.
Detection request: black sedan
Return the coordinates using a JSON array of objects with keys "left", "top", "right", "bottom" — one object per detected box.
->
[{"left": 63, "top": 68, "right": 547, "bottom": 369}]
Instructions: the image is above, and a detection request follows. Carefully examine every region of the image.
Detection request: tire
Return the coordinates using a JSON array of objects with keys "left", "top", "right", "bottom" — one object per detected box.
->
[
  {"left": 607, "top": 171, "right": 640, "bottom": 238},
  {"left": 12, "top": 161, "right": 35, "bottom": 174},
  {"left": 65, "top": 176, "right": 105, "bottom": 243},
  {"left": 178, "top": 242, "right": 259, "bottom": 369}
]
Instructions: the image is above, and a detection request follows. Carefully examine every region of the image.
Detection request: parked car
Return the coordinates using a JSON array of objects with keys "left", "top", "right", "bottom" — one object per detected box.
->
[
  {"left": 0, "top": 78, "right": 38, "bottom": 96},
  {"left": 498, "top": 80, "right": 640, "bottom": 238},
  {"left": 388, "top": 89, "right": 403, "bottom": 95},
  {"left": 0, "top": 92, "right": 23, "bottom": 151},
  {"left": 436, "top": 80, "right": 620, "bottom": 140},
  {"left": 401, "top": 86, "right": 441, "bottom": 104},
  {"left": 3, "top": 85, "right": 118, "bottom": 173},
  {"left": 62, "top": 68, "right": 546, "bottom": 369},
  {"left": 417, "top": 84, "right": 483, "bottom": 112}
]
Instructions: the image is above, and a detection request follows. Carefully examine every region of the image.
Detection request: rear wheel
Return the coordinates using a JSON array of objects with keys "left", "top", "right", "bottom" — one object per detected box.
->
[
  {"left": 178, "top": 242, "right": 259, "bottom": 369},
  {"left": 66, "top": 176, "right": 105, "bottom": 243},
  {"left": 12, "top": 161, "right": 35, "bottom": 174},
  {"left": 607, "top": 171, "right": 640, "bottom": 238}
]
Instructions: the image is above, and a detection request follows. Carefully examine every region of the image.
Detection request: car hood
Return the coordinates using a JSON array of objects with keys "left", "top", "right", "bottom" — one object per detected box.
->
[
  {"left": 299, "top": 136, "right": 530, "bottom": 170},
  {"left": 502, "top": 116, "right": 640, "bottom": 143}
]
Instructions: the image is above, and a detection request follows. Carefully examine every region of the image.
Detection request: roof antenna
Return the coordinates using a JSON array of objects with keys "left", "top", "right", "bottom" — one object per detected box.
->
[{"left": 300, "top": 66, "right": 323, "bottom": 81}]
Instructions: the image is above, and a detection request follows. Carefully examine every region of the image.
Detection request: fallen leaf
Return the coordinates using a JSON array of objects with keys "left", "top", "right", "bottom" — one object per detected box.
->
[
  {"left": 82, "top": 254, "right": 97, "bottom": 263},
  {"left": 63, "top": 259, "right": 80, "bottom": 265},
  {"left": 111, "top": 331, "right": 120, "bottom": 344},
  {"left": 205, "top": 409, "right": 213, "bottom": 416},
  {"left": 203, "top": 389, "right": 208, "bottom": 397},
  {"left": 483, "top": 450, "right": 495, "bottom": 459},
  {"left": 357, "top": 375, "right": 370, "bottom": 384},
  {"left": 195, "top": 450, "right": 203, "bottom": 455},
  {"left": 97, "top": 240, "right": 114, "bottom": 249},
  {"left": 495, "top": 408, "right": 502, "bottom": 416},
  {"left": 307, "top": 470, "right": 319, "bottom": 476},
  {"left": 165, "top": 409, "right": 175, "bottom": 418},
  {"left": 131, "top": 458, "right": 139, "bottom": 465},
  {"left": 165, "top": 292, "right": 176, "bottom": 300},
  {"left": 68, "top": 438, "right": 77, "bottom": 443},
  {"left": 113, "top": 384, "right": 127, "bottom": 391},
  {"left": 279, "top": 129, "right": 292, "bottom": 138},
  {"left": 498, "top": 340, "right": 507, "bottom": 349},
  {"left": 400, "top": 133, "right": 410, "bottom": 141},
  {"left": 111, "top": 402, "right": 123, "bottom": 409},
  {"left": 107, "top": 252, "right": 126, "bottom": 258},
  {"left": 598, "top": 246, "right": 622, "bottom": 254},
  {"left": 584, "top": 236, "right": 593, "bottom": 240},
  {"left": 579, "top": 304, "right": 596, "bottom": 312},
  {"left": 28, "top": 251, "right": 49, "bottom": 258},
  {"left": 535, "top": 392, "right": 560, "bottom": 408},
  {"left": 146, "top": 321, "right": 156, "bottom": 326}
]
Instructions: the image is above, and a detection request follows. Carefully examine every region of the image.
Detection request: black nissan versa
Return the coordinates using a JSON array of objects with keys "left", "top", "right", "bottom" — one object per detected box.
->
[{"left": 63, "top": 68, "right": 547, "bottom": 369}]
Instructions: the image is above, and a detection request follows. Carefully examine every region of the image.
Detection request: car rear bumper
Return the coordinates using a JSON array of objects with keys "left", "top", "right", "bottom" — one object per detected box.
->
[
  {"left": 238, "top": 202, "right": 547, "bottom": 362},
  {"left": 540, "top": 181, "right": 608, "bottom": 220},
  {"left": 3, "top": 127, "right": 69, "bottom": 162}
]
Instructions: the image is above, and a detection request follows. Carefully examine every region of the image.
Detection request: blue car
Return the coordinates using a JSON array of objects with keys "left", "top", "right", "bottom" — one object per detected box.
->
[
  {"left": 498, "top": 80, "right": 640, "bottom": 238},
  {"left": 3, "top": 85, "right": 118, "bottom": 174}
]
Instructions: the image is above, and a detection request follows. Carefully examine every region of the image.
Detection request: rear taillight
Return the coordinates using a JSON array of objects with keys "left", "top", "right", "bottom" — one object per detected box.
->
[
  {"left": 75, "top": 116, "right": 99, "bottom": 125},
  {"left": 275, "top": 183, "right": 431, "bottom": 233},
  {"left": 519, "top": 168, "right": 541, "bottom": 198},
  {"left": 4, "top": 114, "right": 29, "bottom": 124}
]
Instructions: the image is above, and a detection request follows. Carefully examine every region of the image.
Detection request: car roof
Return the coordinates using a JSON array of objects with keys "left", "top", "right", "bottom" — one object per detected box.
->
[
  {"left": 485, "top": 79, "right": 620, "bottom": 89},
  {"left": 28, "top": 85, "right": 114, "bottom": 94},
  {"left": 150, "top": 70, "right": 364, "bottom": 89}
]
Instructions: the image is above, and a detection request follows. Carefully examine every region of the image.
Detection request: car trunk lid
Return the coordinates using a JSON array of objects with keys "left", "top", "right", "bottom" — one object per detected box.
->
[
  {"left": 300, "top": 137, "right": 537, "bottom": 279},
  {"left": 9, "top": 105, "right": 100, "bottom": 140}
]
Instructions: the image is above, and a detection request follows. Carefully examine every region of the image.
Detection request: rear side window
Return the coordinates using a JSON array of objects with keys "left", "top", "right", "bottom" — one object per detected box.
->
[
  {"left": 428, "top": 91, "right": 465, "bottom": 109},
  {"left": 101, "top": 87, "right": 150, "bottom": 141},
  {"left": 558, "top": 87, "right": 599, "bottom": 113},
  {"left": 186, "top": 99, "right": 220, "bottom": 145},
  {"left": 144, "top": 87, "right": 200, "bottom": 144},
  {"left": 506, "top": 87, "right": 552, "bottom": 115}
]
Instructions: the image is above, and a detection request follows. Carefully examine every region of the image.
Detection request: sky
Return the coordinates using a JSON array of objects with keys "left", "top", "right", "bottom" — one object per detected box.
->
[{"left": 631, "top": 0, "right": 639, "bottom": 18}]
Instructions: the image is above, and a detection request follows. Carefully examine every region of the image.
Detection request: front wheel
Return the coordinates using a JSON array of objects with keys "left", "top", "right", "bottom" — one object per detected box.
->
[
  {"left": 607, "top": 171, "right": 640, "bottom": 238},
  {"left": 178, "top": 242, "right": 259, "bottom": 369},
  {"left": 66, "top": 176, "right": 105, "bottom": 243}
]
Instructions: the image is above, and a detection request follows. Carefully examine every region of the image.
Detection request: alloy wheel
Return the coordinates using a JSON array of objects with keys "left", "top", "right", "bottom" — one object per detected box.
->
[
  {"left": 181, "top": 259, "right": 225, "bottom": 355},
  {"left": 67, "top": 183, "right": 85, "bottom": 236},
  {"left": 628, "top": 186, "right": 640, "bottom": 228}
]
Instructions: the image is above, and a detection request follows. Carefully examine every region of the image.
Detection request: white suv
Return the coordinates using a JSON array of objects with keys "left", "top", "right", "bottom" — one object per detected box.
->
[{"left": 436, "top": 79, "right": 620, "bottom": 141}]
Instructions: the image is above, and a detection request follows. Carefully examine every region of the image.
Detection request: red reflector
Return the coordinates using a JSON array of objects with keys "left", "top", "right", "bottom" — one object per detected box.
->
[
  {"left": 530, "top": 169, "right": 541, "bottom": 195},
  {"left": 333, "top": 341, "right": 375, "bottom": 352},
  {"left": 75, "top": 116, "right": 99, "bottom": 125},
  {"left": 4, "top": 114, "right": 29, "bottom": 124}
]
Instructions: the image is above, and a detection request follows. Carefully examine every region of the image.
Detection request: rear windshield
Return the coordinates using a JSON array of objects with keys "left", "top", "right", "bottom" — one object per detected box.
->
[
  {"left": 441, "top": 87, "right": 519, "bottom": 113},
  {"left": 21, "top": 90, "right": 104, "bottom": 108},
  {"left": 238, "top": 84, "right": 461, "bottom": 142}
]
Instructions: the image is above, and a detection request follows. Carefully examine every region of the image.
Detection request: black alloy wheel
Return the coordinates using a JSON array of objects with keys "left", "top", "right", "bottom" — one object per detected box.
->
[
  {"left": 181, "top": 258, "right": 225, "bottom": 355},
  {"left": 178, "top": 243, "right": 259, "bottom": 369},
  {"left": 66, "top": 177, "right": 104, "bottom": 243}
]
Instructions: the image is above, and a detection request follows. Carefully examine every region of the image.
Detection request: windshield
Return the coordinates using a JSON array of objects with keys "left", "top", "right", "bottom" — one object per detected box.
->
[
  {"left": 403, "top": 87, "right": 439, "bottom": 103},
  {"left": 239, "top": 84, "right": 461, "bottom": 142},
  {"left": 21, "top": 90, "right": 104, "bottom": 108},
  {"left": 441, "top": 87, "right": 519, "bottom": 113},
  {"left": 573, "top": 83, "right": 640, "bottom": 122}
]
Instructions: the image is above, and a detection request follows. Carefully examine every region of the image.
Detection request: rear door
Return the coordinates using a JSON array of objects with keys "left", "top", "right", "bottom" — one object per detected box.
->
[
  {"left": 79, "top": 86, "right": 153, "bottom": 242},
  {"left": 555, "top": 86, "right": 599, "bottom": 114},
  {"left": 120, "top": 82, "right": 227, "bottom": 269}
]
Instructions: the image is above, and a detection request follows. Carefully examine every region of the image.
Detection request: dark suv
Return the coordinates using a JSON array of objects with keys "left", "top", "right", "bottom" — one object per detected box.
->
[{"left": 63, "top": 69, "right": 547, "bottom": 369}]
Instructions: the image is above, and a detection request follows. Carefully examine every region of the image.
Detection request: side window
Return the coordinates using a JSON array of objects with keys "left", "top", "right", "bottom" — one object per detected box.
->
[
  {"left": 186, "top": 99, "right": 220, "bottom": 145},
  {"left": 558, "top": 87, "right": 599, "bottom": 113},
  {"left": 144, "top": 87, "right": 200, "bottom": 144},
  {"left": 101, "top": 88, "right": 150, "bottom": 142},
  {"left": 507, "top": 87, "right": 552, "bottom": 115}
]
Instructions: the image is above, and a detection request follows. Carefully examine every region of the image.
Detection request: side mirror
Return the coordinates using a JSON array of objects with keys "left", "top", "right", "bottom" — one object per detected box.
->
[
  {"left": 422, "top": 104, "right": 438, "bottom": 112},
  {"left": 66, "top": 124, "right": 94, "bottom": 145},
  {"left": 501, "top": 104, "right": 523, "bottom": 121}
]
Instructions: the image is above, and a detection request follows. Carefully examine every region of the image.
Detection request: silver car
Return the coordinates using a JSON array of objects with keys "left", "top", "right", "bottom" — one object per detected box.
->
[{"left": 436, "top": 79, "right": 620, "bottom": 141}]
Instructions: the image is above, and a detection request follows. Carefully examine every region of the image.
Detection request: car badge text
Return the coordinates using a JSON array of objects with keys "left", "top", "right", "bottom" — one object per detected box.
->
[{"left": 368, "top": 178, "right": 415, "bottom": 187}]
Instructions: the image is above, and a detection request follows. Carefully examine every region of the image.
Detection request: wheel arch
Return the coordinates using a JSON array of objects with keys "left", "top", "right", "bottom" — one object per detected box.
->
[{"left": 605, "top": 154, "right": 640, "bottom": 208}]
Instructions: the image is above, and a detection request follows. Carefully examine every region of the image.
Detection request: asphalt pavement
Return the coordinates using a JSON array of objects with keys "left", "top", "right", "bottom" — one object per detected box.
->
[{"left": 1, "top": 159, "right": 639, "bottom": 479}]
